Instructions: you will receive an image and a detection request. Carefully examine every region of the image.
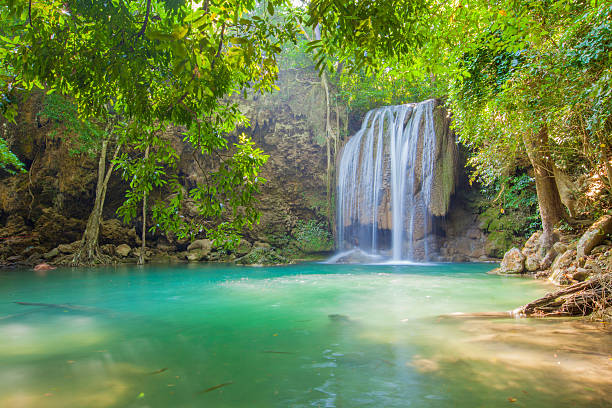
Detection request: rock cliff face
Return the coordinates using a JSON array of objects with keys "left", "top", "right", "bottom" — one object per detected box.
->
[
  {"left": 235, "top": 69, "right": 335, "bottom": 242},
  {"left": 0, "top": 70, "right": 336, "bottom": 267},
  {"left": 1, "top": 70, "right": 498, "bottom": 267}
]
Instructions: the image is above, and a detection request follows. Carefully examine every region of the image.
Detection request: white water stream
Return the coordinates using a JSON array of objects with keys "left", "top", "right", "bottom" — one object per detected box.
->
[{"left": 336, "top": 100, "right": 437, "bottom": 261}]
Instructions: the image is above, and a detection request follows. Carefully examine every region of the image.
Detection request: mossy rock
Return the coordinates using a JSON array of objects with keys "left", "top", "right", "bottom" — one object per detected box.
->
[{"left": 235, "top": 247, "right": 291, "bottom": 266}]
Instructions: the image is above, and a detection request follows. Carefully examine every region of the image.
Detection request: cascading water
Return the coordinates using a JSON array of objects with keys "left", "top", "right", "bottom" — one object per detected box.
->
[{"left": 335, "top": 99, "right": 438, "bottom": 262}]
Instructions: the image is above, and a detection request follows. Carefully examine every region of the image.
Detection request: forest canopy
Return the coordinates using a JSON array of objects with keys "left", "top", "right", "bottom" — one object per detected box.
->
[{"left": 1, "top": 0, "right": 611, "bottom": 260}]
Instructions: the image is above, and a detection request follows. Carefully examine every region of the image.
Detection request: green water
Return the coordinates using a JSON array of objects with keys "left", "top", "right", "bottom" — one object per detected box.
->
[{"left": 0, "top": 263, "right": 610, "bottom": 408}]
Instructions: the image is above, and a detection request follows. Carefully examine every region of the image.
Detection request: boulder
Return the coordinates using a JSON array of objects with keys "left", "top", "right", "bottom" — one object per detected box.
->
[
  {"left": 539, "top": 248, "right": 557, "bottom": 270},
  {"left": 34, "top": 209, "right": 85, "bottom": 248},
  {"left": 43, "top": 247, "right": 59, "bottom": 260},
  {"left": 235, "top": 247, "right": 290, "bottom": 266},
  {"left": 57, "top": 244, "right": 71, "bottom": 254},
  {"left": 58, "top": 241, "right": 80, "bottom": 254},
  {"left": 187, "top": 239, "right": 212, "bottom": 255},
  {"left": 499, "top": 247, "right": 525, "bottom": 274},
  {"left": 571, "top": 268, "right": 590, "bottom": 282},
  {"left": 156, "top": 243, "right": 176, "bottom": 252},
  {"left": 591, "top": 245, "right": 608, "bottom": 256},
  {"left": 451, "top": 254, "right": 468, "bottom": 263},
  {"left": 116, "top": 244, "right": 131, "bottom": 257},
  {"left": 254, "top": 241, "right": 271, "bottom": 249},
  {"left": 100, "top": 244, "right": 115, "bottom": 256},
  {"left": 100, "top": 219, "right": 138, "bottom": 246},
  {"left": 22, "top": 246, "right": 43, "bottom": 257},
  {"left": 537, "top": 231, "right": 560, "bottom": 259},
  {"left": 553, "top": 242, "right": 568, "bottom": 256},
  {"left": 549, "top": 249, "right": 577, "bottom": 285},
  {"left": 576, "top": 215, "right": 612, "bottom": 260},
  {"left": 584, "top": 258, "right": 603, "bottom": 274},
  {"left": 525, "top": 255, "right": 540, "bottom": 272},
  {"left": 133, "top": 248, "right": 152, "bottom": 258},
  {"left": 521, "top": 231, "right": 541, "bottom": 256},
  {"left": 186, "top": 250, "right": 206, "bottom": 262},
  {"left": 207, "top": 250, "right": 231, "bottom": 262}
]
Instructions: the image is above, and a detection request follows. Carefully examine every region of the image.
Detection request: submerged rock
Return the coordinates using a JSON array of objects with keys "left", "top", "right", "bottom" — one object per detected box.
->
[
  {"left": 33, "top": 263, "right": 56, "bottom": 271},
  {"left": 328, "top": 314, "right": 351, "bottom": 322}
]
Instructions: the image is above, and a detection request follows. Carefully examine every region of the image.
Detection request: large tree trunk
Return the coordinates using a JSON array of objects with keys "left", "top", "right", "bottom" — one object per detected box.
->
[
  {"left": 138, "top": 146, "right": 150, "bottom": 266},
  {"left": 523, "top": 126, "right": 566, "bottom": 252},
  {"left": 72, "top": 138, "right": 121, "bottom": 265}
]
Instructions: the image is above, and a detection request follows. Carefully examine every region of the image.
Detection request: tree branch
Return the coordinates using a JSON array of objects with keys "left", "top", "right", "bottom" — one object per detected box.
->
[
  {"left": 135, "top": 0, "right": 152, "bottom": 39},
  {"left": 210, "top": 23, "right": 226, "bottom": 71}
]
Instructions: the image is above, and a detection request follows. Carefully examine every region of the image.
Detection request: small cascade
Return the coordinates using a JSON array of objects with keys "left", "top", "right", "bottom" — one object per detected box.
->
[{"left": 335, "top": 99, "right": 439, "bottom": 261}]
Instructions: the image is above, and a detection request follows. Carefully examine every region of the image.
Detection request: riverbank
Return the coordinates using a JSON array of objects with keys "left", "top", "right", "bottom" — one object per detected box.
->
[{"left": 492, "top": 214, "right": 612, "bottom": 320}]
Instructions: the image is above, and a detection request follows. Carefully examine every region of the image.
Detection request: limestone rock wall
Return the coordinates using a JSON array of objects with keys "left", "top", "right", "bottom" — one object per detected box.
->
[
  {"left": 0, "top": 72, "right": 497, "bottom": 267},
  {"left": 235, "top": 69, "right": 334, "bottom": 242},
  {"left": 0, "top": 69, "right": 336, "bottom": 266}
]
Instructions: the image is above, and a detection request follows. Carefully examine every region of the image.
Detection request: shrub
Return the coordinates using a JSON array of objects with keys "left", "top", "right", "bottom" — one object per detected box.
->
[
  {"left": 478, "top": 173, "right": 542, "bottom": 254},
  {"left": 293, "top": 220, "right": 334, "bottom": 253}
]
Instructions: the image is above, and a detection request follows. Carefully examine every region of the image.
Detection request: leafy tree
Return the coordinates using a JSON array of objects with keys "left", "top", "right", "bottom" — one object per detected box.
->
[
  {"left": 307, "top": 0, "right": 612, "bottom": 251},
  {"left": 36, "top": 92, "right": 122, "bottom": 264},
  {"left": 1, "top": 0, "right": 299, "bottom": 263},
  {"left": 115, "top": 123, "right": 178, "bottom": 264}
]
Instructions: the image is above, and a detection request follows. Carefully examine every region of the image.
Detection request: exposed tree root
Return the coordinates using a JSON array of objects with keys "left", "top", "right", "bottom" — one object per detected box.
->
[{"left": 517, "top": 273, "right": 612, "bottom": 318}]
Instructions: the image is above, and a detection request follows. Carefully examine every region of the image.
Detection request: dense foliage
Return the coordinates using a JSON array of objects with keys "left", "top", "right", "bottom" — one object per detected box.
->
[
  {"left": 38, "top": 94, "right": 104, "bottom": 156},
  {"left": 307, "top": 0, "right": 612, "bottom": 247},
  {"left": 478, "top": 174, "right": 541, "bottom": 253},
  {"left": 293, "top": 219, "right": 334, "bottom": 253},
  {"left": 0, "top": 0, "right": 299, "bottom": 247},
  {"left": 1, "top": 0, "right": 611, "bottom": 255}
]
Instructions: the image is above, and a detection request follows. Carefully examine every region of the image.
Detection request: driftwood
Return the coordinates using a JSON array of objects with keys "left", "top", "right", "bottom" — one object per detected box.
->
[{"left": 518, "top": 273, "right": 612, "bottom": 317}]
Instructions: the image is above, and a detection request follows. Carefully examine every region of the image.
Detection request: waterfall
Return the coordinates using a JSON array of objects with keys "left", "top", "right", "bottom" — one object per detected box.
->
[{"left": 335, "top": 100, "right": 438, "bottom": 261}]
